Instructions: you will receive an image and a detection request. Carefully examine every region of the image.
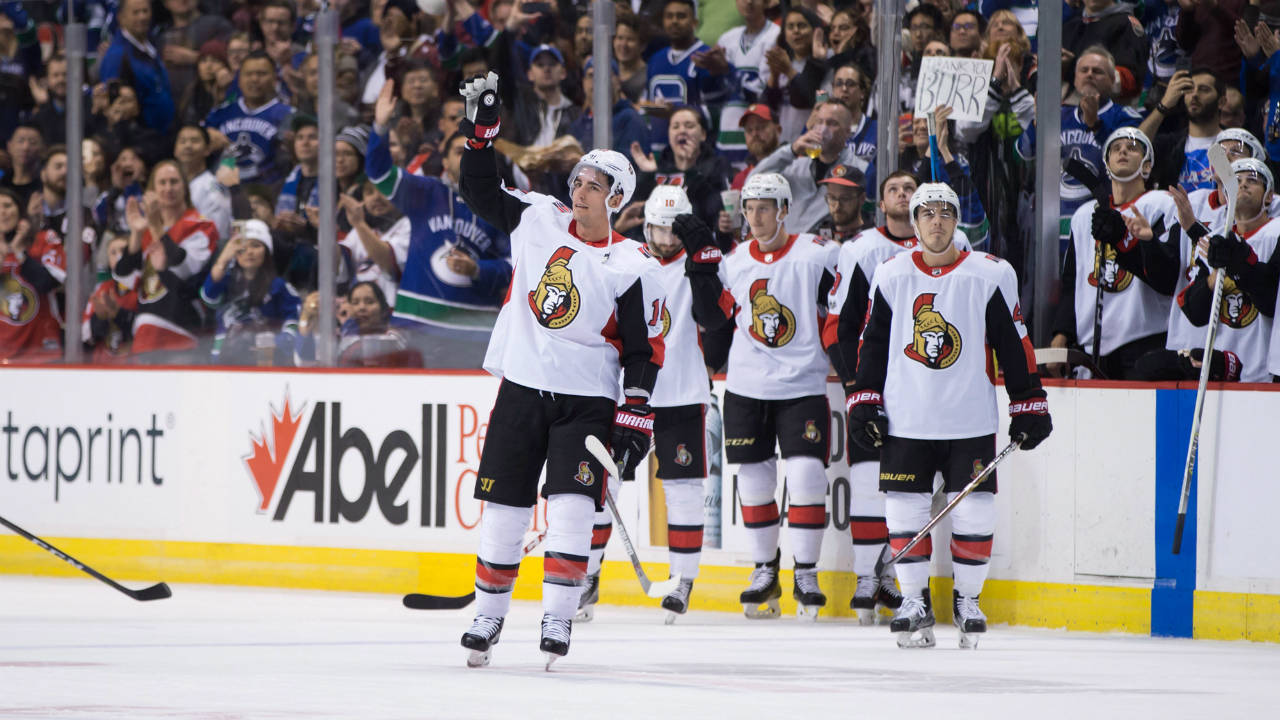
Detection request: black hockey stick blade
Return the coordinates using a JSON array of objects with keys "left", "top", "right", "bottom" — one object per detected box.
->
[
  {"left": 128, "top": 583, "right": 173, "bottom": 601},
  {"left": 403, "top": 591, "right": 476, "bottom": 610}
]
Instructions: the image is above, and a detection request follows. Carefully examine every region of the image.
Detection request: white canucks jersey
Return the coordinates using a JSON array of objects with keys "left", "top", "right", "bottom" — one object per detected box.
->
[
  {"left": 483, "top": 190, "right": 666, "bottom": 401},
  {"left": 651, "top": 253, "right": 712, "bottom": 408},
  {"left": 1180, "top": 218, "right": 1280, "bottom": 382},
  {"left": 722, "top": 233, "right": 839, "bottom": 400},
  {"left": 1068, "top": 192, "right": 1177, "bottom": 356},
  {"left": 716, "top": 22, "right": 781, "bottom": 101},
  {"left": 863, "top": 251, "right": 1038, "bottom": 439}
]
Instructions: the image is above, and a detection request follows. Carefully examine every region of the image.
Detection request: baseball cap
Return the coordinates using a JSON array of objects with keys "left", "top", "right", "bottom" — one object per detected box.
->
[
  {"left": 530, "top": 44, "right": 565, "bottom": 66},
  {"left": 819, "top": 163, "right": 866, "bottom": 189},
  {"left": 584, "top": 55, "right": 620, "bottom": 77},
  {"left": 738, "top": 103, "right": 774, "bottom": 126},
  {"left": 290, "top": 113, "right": 318, "bottom": 133}
]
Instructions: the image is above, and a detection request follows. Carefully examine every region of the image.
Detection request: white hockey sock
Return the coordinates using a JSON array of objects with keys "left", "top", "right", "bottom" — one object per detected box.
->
[
  {"left": 587, "top": 474, "right": 619, "bottom": 574},
  {"left": 885, "top": 491, "right": 933, "bottom": 597},
  {"left": 848, "top": 461, "right": 887, "bottom": 577},
  {"left": 784, "top": 456, "right": 828, "bottom": 567},
  {"left": 948, "top": 490, "right": 995, "bottom": 597},
  {"left": 663, "top": 478, "right": 705, "bottom": 579},
  {"left": 737, "top": 458, "right": 780, "bottom": 564},
  {"left": 473, "top": 502, "right": 535, "bottom": 618},
  {"left": 542, "top": 493, "right": 596, "bottom": 620}
]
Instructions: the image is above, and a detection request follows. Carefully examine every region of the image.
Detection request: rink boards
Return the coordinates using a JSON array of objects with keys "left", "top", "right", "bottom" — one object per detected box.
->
[{"left": 1, "top": 366, "right": 1277, "bottom": 643}]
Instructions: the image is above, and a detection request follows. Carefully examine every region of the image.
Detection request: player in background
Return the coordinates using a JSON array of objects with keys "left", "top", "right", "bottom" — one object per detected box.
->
[
  {"left": 577, "top": 186, "right": 722, "bottom": 624},
  {"left": 452, "top": 73, "right": 666, "bottom": 669},
  {"left": 848, "top": 183, "right": 1052, "bottom": 649},
  {"left": 680, "top": 172, "right": 839, "bottom": 620}
]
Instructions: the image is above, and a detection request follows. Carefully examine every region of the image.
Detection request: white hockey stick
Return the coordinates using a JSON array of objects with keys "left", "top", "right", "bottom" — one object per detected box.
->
[
  {"left": 584, "top": 435, "right": 682, "bottom": 599},
  {"left": 1172, "top": 145, "right": 1236, "bottom": 554}
]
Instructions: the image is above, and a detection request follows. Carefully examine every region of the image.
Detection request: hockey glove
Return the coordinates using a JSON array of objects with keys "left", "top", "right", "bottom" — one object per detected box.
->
[
  {"left": 1184, "top": 348, "right": 1243, "bottom": 382},
  {"left": 1090, "top": 206, "right": 1127, "bottom": 247},
  {"left": 611, "top": 401, "right": 655, "bottom": 478},
  {"left": 673, "top": 213, "right": 721, "bottom": 274},
  {"left": 1008, "top": 391, "right": 1052, "bottom": 450},
  {"left": 846, "top": 389, "right": 888, "bottom": 452},
  {"left": 1206, "top": 233, "right": 1255, "bottom": 274},
  {"left": 459, "top": 72, "right": 501, "bottom": 149}
]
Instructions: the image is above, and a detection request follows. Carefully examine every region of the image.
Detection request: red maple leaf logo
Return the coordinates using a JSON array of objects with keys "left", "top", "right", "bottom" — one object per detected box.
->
[{"left": 245, "top": 394, "right": 304, "bottom": 512}]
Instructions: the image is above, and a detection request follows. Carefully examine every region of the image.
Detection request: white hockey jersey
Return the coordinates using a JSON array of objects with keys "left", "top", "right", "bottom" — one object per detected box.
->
[
  {"left": 722, "top": 233, "right": 839, "bottom": 400},
  {"left": 483, "top": 190, "right": 667, "bottom": 401},
  {"left": 716, "top": 22, "right": 781, "bottom": 102},
  {"left": 1067, "top": 192, "right": 1177, "bottom": 356},
  {"left": 860, "top": 250, "right": 1040, "bottom": 440},
  {"left": 650, "top": 252, "right": 712, "bottom": 408}
]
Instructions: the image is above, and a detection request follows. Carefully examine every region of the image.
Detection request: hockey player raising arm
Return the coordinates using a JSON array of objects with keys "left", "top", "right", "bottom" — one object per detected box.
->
[
  {"left": 449, "top": 73, "right": 667, "bottom": 668},
  {"left": 678, "top": 172, "right": 840, "bottom": 621},
  {"left": 847, "top": 183, "right": 1052, "bottom": 649}
]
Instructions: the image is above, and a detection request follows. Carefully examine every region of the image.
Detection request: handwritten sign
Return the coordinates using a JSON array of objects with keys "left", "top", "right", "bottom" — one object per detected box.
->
[{"left": 914, "top": 56, "right": 994, "bottom": 123}]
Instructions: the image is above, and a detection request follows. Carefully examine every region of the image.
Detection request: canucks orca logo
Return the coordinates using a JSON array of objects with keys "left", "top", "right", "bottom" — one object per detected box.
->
[
  {"left": 1086, "top": 242, "right": 1135, "bottom": 292},
  {"left": 528, "top": 247, "right": 581, "bottom": 329},
  {"left": 0, "top": 274, "right": 37, "bottom": 325},
  {"left": 904, "top": 293, "right": 962, "bottom": 369},
  {"left": 747, "top": 278, "right": 796, "bottom": 347},
  {"left": 1219, "top": 275, "right": 1259, "bottom": 328}
]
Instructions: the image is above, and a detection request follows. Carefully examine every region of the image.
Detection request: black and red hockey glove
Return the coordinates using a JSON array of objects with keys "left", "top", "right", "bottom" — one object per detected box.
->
[
  {"left": 1206, "top": 232, "right": 1254, "bottom": 275},
  {"left": 459, "top": 72, "right": 501, "bottom": 149},
  {"left": 1008, "top": 391, "right": 1052, "bottom": 450},
  {"left": 673, "top": 213, "right": 721, "bottom": 275},
  {"left": 611, "top": 400, "right": 654, "bottom": 478},
  {"left": 1185, "top": 348, "right": 1243, "bottom": 382},
  {"left": 1090, "top": 205, "right": 1127, "bottom": 247},
  {"left": 846, "top": 389, "right": 888, "bottom": 452}
]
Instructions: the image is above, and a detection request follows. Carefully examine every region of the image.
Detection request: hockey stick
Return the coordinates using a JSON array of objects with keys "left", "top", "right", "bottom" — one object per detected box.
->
[
  {"left": 1172, "top": 146, "right": 1236, "bottom": 554},
  {"left": 584, "top": 435, "right": 682, "bottom": 599},
  {"left": 1064, "top": 157, "right": 1112, "bottom": 372},
  {"left": 402, "top": 530, "right": 547, "bottom": 610},
  {"left": 882, "top": 435, "right": 1024, "bottom": 570},
  {"left": 926, "top": 110, "right": 942, "bottom": 182},
  {"left": 0, "top": 514, "right": 171, "bottom": 601}
]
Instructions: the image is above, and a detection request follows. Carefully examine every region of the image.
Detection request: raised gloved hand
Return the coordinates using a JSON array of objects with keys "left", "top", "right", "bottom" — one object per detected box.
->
[
  {"left": 610, "top": 400, "right": 654, "bottom": 478},
  {"left": 846, "top": 389, "right": 888, "bottom": 452},
  {"left": 1206, "top": 232, "right": 1254, "bottom": 274},
  {"left": 672, "top": 213, "right": 720, "bottom": 274},
  {"left": 1090, "top": 205, "right": 1127, "bottom": 247},
  {"left": 459, "top": 71, "right": 500, "bottom": 148},
  {"left": 1008, "top": 391, "right": 1052, "bottom": 450}
]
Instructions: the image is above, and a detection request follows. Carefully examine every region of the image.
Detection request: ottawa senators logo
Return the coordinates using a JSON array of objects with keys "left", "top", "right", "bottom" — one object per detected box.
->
[
  {"left": 674, "top": 444, "right": 692, "bottom": 467},
  {"left": 904, "top": 293, "right": 962, "bottom": 369},
  {"left": 1219, "top": 275, "right": 1259, "bottom": 328},
  {"left": 528, "top": 247, "right": 581, "bottom": 329},
  {"left": 748, "top": 278, "right": 796, "bottom": 347},
  {"left": 1087, "top": 242, "right": 1135, "bottom": 292},
  {"left": 970, "top": 459, "right": 985, "bottom": 480},
  {"left": 574, "top": 461, "right": 595, "bottom": 486},
  {"left": 803, "top": 420, "right": 821, "bottom": 444},
  {"left": 0, "top": 274, "right": 37, "bottom": 325},
  {"left": 659, "top": 303, "right": 672, "bottom": 337}
]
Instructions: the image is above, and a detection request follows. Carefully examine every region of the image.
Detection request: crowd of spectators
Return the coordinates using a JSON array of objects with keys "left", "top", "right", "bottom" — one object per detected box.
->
[{"left": 0, "top": 0, "right": 1275, "bottom": 377}]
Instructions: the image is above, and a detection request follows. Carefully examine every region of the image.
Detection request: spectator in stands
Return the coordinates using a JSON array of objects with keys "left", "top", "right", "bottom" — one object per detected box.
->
[
  {"left": 824, "top": 7, "right": 875, "bottom": 76},
  {"left": 613, "top": 14, "right": 647, "bottom": 103},
  {"left": 1142, "top": 69, "right": 1225, "bottom": 191},
  {"left": 0, "top": 187, "right": 62, "bottom": 362},
  {"left": 117, "top": 195, "right": 202, "bottom": 361},
  {"left": 1177, "top": 0, "right": 1246, "bottom": 81},
  {"left": 628, "top": 105, "right": 732, "bottom": 233},
  {"left": 982, "top": 9, "right": 1036, "bottom": 90},
  {"left": 339, "top": 179, "right": 409, "bottom": 303},
  {"left": 730, "top": 103, "right": 781, "bottom": 190},
  {"left": 2, "top": 124, "right": 44, "bottom": 207},
  {"left": 0, "top": 3, "right": 41, "bottom": 143},
  {"left": 226, "top": 32, "right": 251, "bottom": 76},
  {"left": 902, "top": 105, "right": 990, "bottom": 249},
  {"left": 296, "top": 52, "right": 362, "bottom": 132},
  {"left": 1235, "top": 20, "right": 1280, "bottom": 161},
  {"left": 83, "top": 137, "right": 110, "bottom": 202},
  {"left": 901, "top": 4, "right": 946, "bottom": 111},
  {"left": 132, "top": 160, "right": 220, "bottom": 283},
  {"left": 392, "top": 59, "right": 443, "bottom": 130},
  {"left": 83, "top": 234, "right": 138, "bottom": 362},
  {"left": 174, "top": 125, "right": 233, "bottom": 243},
  {"left": 808, "top": 163, "right": 867, "bottom": 243},
  {"left": 100, "top": 0, "right": 176, "bottom": 135},
  {"left": 178, "top": 43, "right": 234, "bottom": 128},
  {"left": 1220, "top": 86, "right": 1246, "bottom": 130},
  {"left": 36, "top": 145, "right": 98, "bottom": 260},
  {"left": 31, "top": 54, "right": 70, "bottom": 146},
  {"left": 949, "top": 10, "right": 984, "bottom": 59},
  {"left": 259, "top": 1, "right": 303, "bottom": 71},
  {"left": 831, "top": 62, "right": 876, "bottom": 168},
  {"left": 1062, "top": 0, "right": 1148, "bottom": 100},
  {"left": 276, "top": 114, "right": 320, "bottom": 256},
  {"left": 570, "top": 56, "right": 649, "bottom": 159},
  {"left": 201, "top": 218, "right": 300, "bottom": 366},
  {"left": 764, "top": 6, "right": 823, "bottom": 141},
  {"left": 510, "top": 44, "right": 580, "bottom": 150},
  {"left": 158, "top": 0, "right": 233, "bottom": 101},
  {"left": 647, "top": 0, "right": 731, "bottom": 149},
  {"left": 205, "top": 51, "right": 295, "bottom": 184},
  {"left": 336, "top": 280, "right": 422, "bottom": 367},
  {"left": 90, "top": 81, "right": 168, "bottom": 166},
  {"left": 95, "top": 147, "right": 149, "bottom": 237}
]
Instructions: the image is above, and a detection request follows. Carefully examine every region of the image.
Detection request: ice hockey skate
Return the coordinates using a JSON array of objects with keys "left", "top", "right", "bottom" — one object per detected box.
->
[
  {"left": 953, "top": 590, "right": 987, "bottom": 649},
  {"left": 851, "top": 573, "right": 904, "bottom": 625},
  {"left": 792, "top": 567, "right": 826, "bottom": 620},
  {"left": 539, "top": 613, "right": 572, "bottom": 670},
  {"left": 661, "top": 578, "right": 694, "bottom": 624},
  {"left": 890, "top": 589, "right": 936, "bottom": 648},
  {"left": 575, "top": 571, "right": 600, "bottom": 622},
  {"left": 739, "top": 551, "right": 781, "bottom": 619},
  {"left": 460, "top": 615, "right": 503, "bottom": 667}
]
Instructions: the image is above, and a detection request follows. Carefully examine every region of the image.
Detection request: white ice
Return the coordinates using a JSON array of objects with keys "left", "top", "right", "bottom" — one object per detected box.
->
[{"left": 1, "top": 576, "right": 1276, "bottom": 719}]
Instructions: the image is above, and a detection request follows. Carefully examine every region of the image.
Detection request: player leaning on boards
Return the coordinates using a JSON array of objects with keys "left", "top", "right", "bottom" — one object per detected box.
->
[
  {"left": 452, "top": 72, "right": 667, "bottom": 669},
  {"left": 680, "top": 172, "right": 840, "bottom": 620},
  {"left": 577, "top": 186, "right": 725, "bottom": 625},
  {"left": 847, "top": 183, "right": 1052, "bottom": 649}
]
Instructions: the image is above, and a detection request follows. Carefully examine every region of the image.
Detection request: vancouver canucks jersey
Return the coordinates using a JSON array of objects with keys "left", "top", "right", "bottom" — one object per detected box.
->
[{"left": 204, "top": 98, "right": 294, "bottom": 183}]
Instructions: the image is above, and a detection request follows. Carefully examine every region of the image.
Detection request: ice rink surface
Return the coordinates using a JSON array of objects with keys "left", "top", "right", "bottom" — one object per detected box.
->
[{"left": 1, "top": 577, "right": 1277, "bottom": 719}]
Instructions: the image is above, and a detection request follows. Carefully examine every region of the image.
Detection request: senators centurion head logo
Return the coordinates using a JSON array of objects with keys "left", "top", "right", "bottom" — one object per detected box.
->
[
  {"left": 748, "top": 278, "right": 796, "bottom": 347},
  {"left": 1087, "top": 242, "right": 1135, "bottom": 293},
  {"left": 674, "top": 444, "right": 692, "bottom": 467},
  {"left": 0, "top": 274, "right": 37, "bottom": 325},
  {"left": 1220, "top": 275, "right": 1259, "bottom": 329},
  {"left": 803, "top": 420, "right": 822, "bottom": 443},
  {"left": 574, "top": 461, "right": 595, "bottom": 486},
  {"left": 528, "top": 247, "right": 581, "bottom": 328},
  {"left": 904, "top": 293, "right": 962, "bottom": 369}
]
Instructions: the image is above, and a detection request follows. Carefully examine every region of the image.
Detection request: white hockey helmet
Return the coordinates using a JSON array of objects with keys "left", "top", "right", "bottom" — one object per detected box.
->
[
  {"left": 1215, "top": 128, "right": 1266, "bottom": 161},
  {"left": 1232, "top": 157, "right": 1274, "bottom": 194},
  {"left": 644, "top": 184, "right": 693, "bottom": 227},
  {"left": 908, "top": 182, "right": 961, "bottom": 239},
  {"left": 741, "top": 172, "right": 793, "bottom": 212},
  {"left": 568, "top": 148, "right": 637, "bottom": 214},
  {"left": 1103, "top": 126, "right": 1154, "bottom": 181}
]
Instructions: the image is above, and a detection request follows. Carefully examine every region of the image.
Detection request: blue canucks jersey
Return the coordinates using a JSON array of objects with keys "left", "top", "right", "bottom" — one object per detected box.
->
[{"left": 204, "top": 98, "right": 294, "bottom": 184}]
